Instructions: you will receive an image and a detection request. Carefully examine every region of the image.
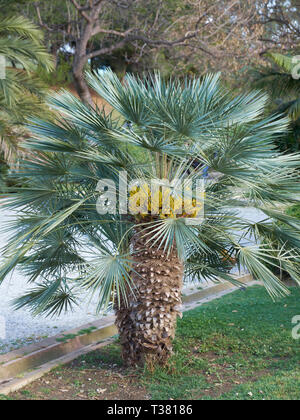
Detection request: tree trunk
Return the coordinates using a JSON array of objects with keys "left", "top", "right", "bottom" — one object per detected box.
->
[
  {"left": 73, "top": 63, "right": 94, "bottom": 106},
  {"left": 72, "top": 19, "right": 94, "bottom": 106},
  {"left": 115, "top": 229, "right": 184, "bottom": 368}
]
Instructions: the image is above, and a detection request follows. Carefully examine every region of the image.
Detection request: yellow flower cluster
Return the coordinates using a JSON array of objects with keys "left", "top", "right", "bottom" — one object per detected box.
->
[{"left": 128, "top": 183, "right": 204, "bottom": 219}]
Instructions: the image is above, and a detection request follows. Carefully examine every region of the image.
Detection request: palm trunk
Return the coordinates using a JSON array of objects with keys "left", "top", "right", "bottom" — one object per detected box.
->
[{"left": 115, "top": 229, "right": 184, "bottom": 368}]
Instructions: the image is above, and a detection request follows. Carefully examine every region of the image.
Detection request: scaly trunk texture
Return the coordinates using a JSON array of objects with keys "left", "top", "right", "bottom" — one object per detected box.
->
[{"left": 115, "top": 229, "right": 184, "bottom": 368}]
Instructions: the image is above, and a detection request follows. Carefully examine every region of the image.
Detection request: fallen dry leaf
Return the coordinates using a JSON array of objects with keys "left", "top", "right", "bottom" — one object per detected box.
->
[{"left": 97, "top": 388, "right": 107, "bottom": 394}]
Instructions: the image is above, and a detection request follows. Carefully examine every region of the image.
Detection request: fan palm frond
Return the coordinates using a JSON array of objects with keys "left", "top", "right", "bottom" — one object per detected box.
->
[
  {"left": 1, "top": 69, "right": 300, "bottom": 321},
  {"left": 0, "top": 16, "right": 53, "bottom": 164}
]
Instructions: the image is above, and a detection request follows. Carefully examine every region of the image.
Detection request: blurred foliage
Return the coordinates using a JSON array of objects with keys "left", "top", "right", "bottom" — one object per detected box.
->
[
  {"left": 36, "top": 53, "right": 73, "bottom": 87},
  {"left": 252, "top": 52, "right": 300, "bottom": 152},
  {"left": 0, "top": 14, "right": 53, "bottom": 194},
  {"left": 0, "top": 0, "right": 36, "bottom": 16},
  {"left": 0, "top": 157, "right": 8, "bottom": 193},
  {"left": 0, "top": 15, "right": 53, "bottom": 163},
  {"left": 286, "top": 204, "right": 300, "bottom": 219}
]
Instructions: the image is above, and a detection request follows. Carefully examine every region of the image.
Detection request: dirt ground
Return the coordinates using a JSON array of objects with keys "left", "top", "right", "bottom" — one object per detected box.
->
[
  {"left": 7, "top": 346, "right": 268, "bottom": 401},
  {"left": 10, "top": 365, "right": 149, "bottom": 400},
  {"left": 51, "top": 83, "right": 113, "bottom": 111}
]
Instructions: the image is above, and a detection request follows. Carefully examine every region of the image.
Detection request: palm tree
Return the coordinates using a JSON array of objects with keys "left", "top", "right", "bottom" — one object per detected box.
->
[
  {"left": 0, "top": 16, "right": 53, "bottom": 162},
  {"left": 253, "top": 52, "right": 300, "bottom": 151},
  {"left": 1, "top": 70, "right": 300, "bottom": 367}
]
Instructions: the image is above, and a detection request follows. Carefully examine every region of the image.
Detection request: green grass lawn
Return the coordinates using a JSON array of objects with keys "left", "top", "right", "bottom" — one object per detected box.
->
[
  {"left": 4, "top": 285, "right": 300, "bottom": 400},
  {"left": 143, "top": 285, "right": 300, "bottom": 400}
]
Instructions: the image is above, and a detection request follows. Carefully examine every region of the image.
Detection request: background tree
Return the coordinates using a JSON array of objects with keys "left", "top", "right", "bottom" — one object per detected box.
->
[
  {"left": 0, "top": 0, "right": 36, "bottom": 15},
  {"left": 9, "top": 0, "right": 297, "bottom": 102},
  {"left": 257, "top": 0, "right": 300, "bottom": 53},
  {"left": 28, "top": 0, "right": 204, "bottom": 104},
  {"left": 1, "top": 70, "right": 300, "bottom": 367}
]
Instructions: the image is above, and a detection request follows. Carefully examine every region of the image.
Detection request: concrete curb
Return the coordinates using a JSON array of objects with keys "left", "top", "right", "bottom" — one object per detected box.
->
[
  {"left": 182, "top": 274, "right": 252, "bottom": 303},
  {"left": 0, "top": 274, "right": 253, "bottom": 396},
  {"left": 0, "top": 339, "right": 115, "bottom": 395}
]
